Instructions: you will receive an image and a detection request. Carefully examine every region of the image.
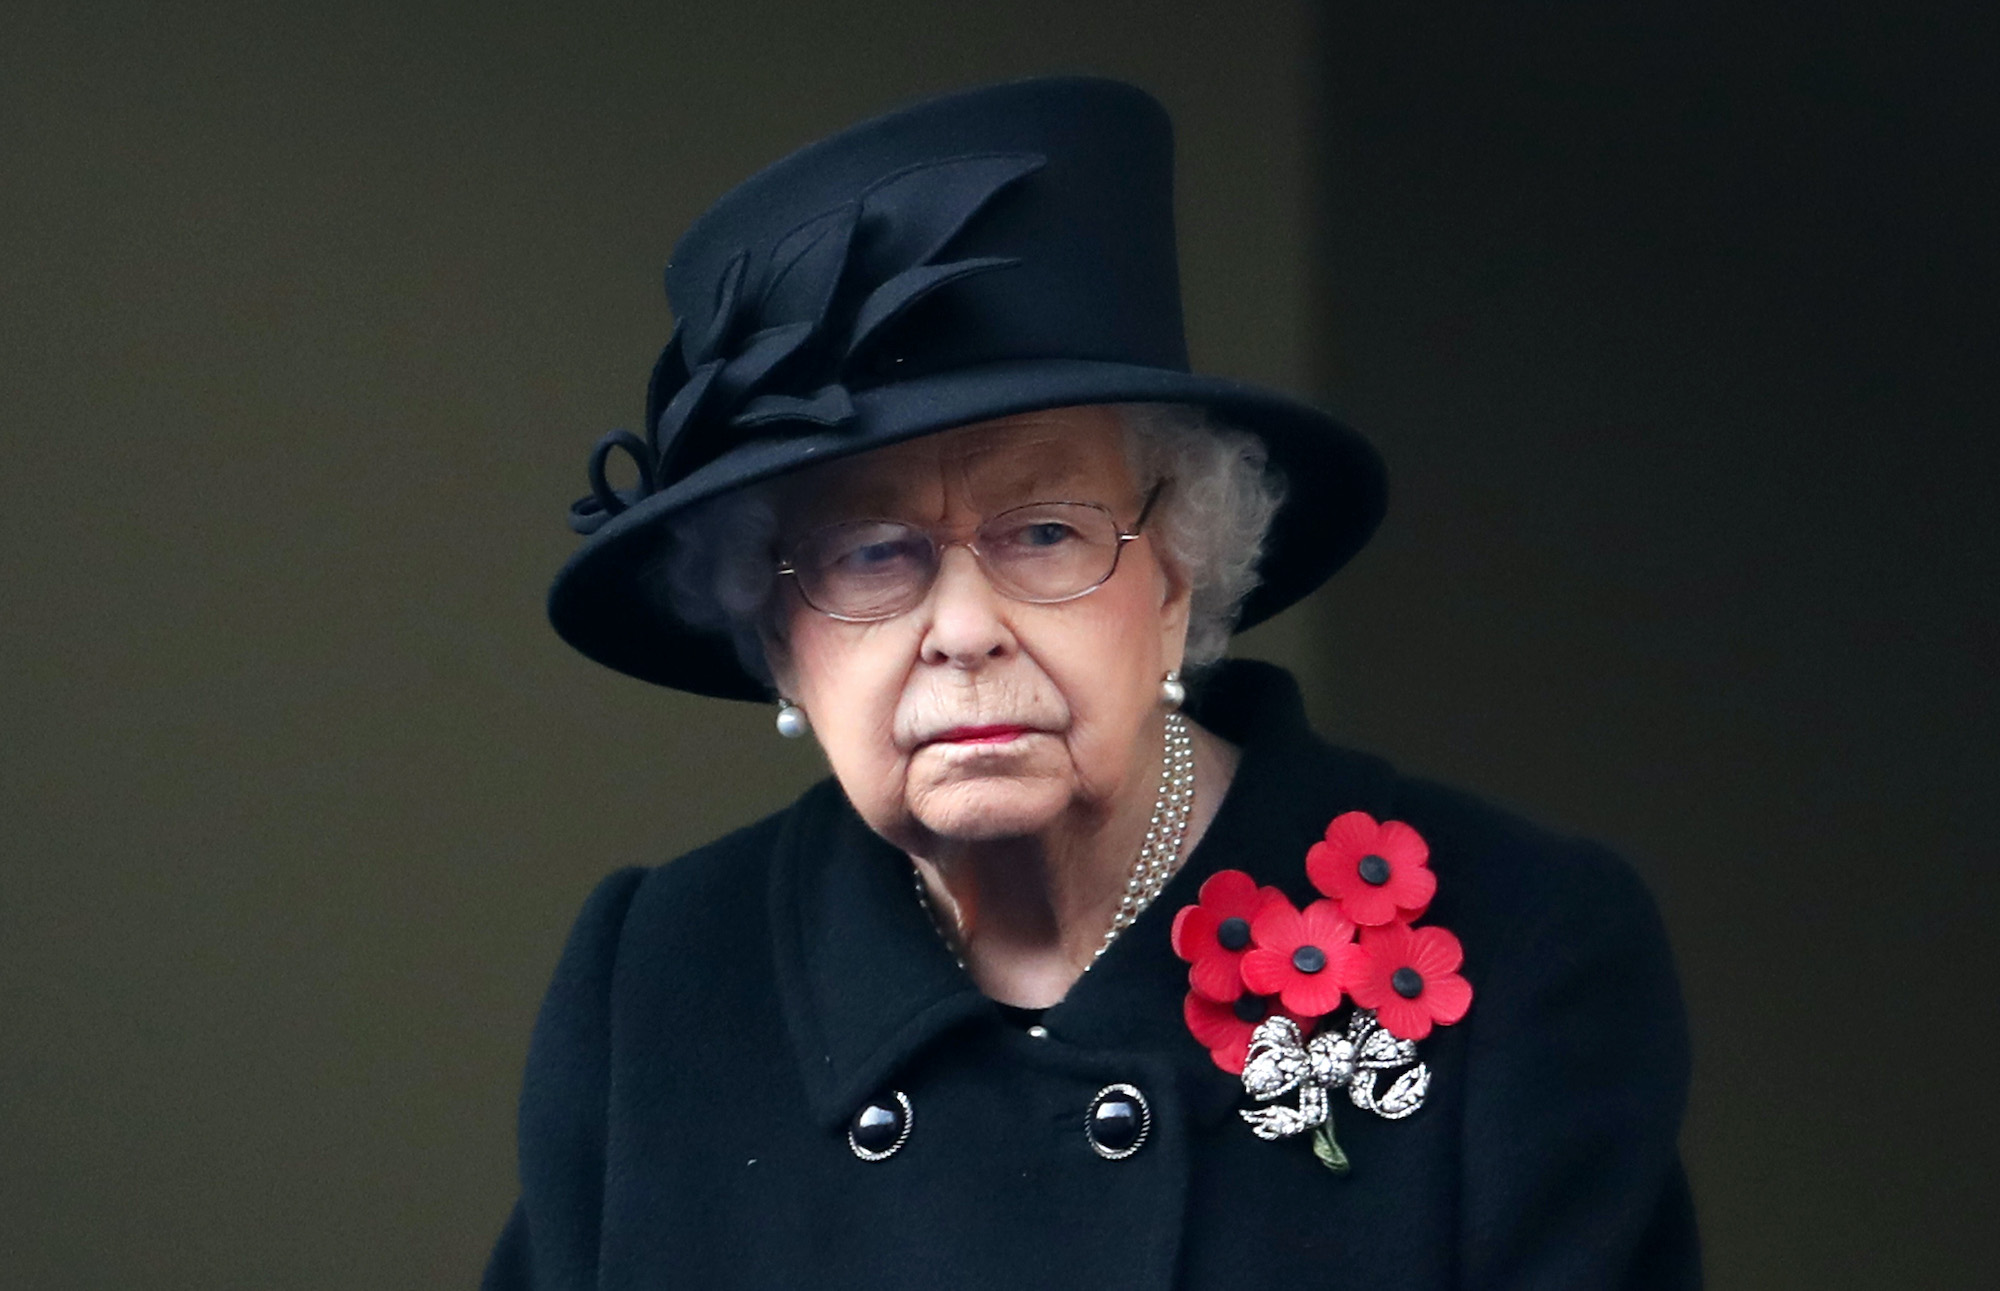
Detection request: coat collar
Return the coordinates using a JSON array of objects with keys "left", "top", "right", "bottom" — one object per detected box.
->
[{"left": 769, "top": 661, "right": 1399, "bottom": 1130}]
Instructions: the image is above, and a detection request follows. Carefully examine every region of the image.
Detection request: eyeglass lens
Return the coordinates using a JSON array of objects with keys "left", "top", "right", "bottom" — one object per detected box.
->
[{"left": 788, "top": 502, "right": 1128, "bottom": 620}]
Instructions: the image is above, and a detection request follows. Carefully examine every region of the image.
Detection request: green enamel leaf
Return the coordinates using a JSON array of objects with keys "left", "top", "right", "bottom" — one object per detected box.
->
[{"left": 1311, "top": 1120, "right": 1351, "bottom": 1175}]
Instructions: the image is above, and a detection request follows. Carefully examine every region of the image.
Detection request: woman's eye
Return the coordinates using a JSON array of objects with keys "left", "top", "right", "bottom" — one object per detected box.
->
[
  {"left": 826, "top": 531, "right": 926, "bottom": 574},
  {"left": 848, "top": 541, "right": 909, "bottom": 567},
  {"left": 1009, "top": 521, "right": 1078, "bottom": 549}
]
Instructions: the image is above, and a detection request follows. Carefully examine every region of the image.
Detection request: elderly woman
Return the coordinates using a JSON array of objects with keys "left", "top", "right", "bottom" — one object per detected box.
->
[{"left": 485, "top": 79, "right": 1697, "bottom": 1290}]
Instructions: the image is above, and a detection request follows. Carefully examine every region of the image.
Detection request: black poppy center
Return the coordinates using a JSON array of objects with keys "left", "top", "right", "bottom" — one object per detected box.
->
[
  {"left": 1391, "top": 966, "right": 1426, "bottom": 999},
  {"left": 1215, "top": 916, "right": 1252, "bottom": 951},
  {"left": 1357, "top": 854, "right": 1393, "bottom": 886},
  {"left": 1292, "top": 945, "right": 1328, "bottom": 974},
  {"left": 1232, "top": 993, "right": 1269, "bottom": 1024}
]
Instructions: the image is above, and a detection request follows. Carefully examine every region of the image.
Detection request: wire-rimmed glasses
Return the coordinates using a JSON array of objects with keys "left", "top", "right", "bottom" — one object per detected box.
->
[{"left": 777, "top": 483, "right": 1164, "bottom": 622}]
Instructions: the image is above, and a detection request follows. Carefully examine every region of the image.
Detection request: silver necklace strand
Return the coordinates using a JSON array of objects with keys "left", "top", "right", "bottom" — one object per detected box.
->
[
  {"left": 911, "top": 710, "right": 1196, "bottom": 971},
  {"left": 1097, "top": 710, "right": 1196, "bottom": 959}
]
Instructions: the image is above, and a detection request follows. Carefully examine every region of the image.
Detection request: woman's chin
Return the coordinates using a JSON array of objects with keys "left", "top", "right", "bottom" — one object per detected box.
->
[{"left": 906, "top": 778, "right": 1072, "bottom": 844}]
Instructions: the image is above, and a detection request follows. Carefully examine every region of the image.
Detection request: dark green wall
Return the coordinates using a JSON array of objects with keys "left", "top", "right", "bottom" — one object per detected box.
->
[{"left": 4, "top": 2, "right": 1992, "bottom": 1287}]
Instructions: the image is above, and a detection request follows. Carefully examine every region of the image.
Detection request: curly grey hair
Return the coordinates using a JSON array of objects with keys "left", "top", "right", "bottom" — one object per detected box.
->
[{"left": 649, "top": 402, "right": 1284, "bottom": 688}]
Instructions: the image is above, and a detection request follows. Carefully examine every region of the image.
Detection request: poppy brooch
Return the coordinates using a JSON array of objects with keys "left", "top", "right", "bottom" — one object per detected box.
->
[{"left": 1170, "top": 811, "right": 1472, "bottom": 1173}]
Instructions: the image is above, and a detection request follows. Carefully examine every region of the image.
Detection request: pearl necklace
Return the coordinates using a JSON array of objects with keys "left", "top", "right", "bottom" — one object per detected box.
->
[{"left": 912, "top": 710, "right": 1197, "bottom": 970}]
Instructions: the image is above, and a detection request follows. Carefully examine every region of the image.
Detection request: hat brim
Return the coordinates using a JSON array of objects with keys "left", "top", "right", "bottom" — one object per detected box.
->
[{"left": 547, "top": 358, "right": 1386, "bottom": 700}]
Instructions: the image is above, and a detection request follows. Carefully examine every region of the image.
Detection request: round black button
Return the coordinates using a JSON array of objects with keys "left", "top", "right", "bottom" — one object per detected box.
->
[
  {"left": 1292, "top": 944, "right": 1328, "bottom": 974},
  {"left": 1231, "top": 992, "right": 1269, "bottom": 1024},
  {"left": 1391, "top": 966, "right": 1426, "bottom": 999},
  {"left": 1086, "top": 1083, "right": 1151, "bottom": 1160},
  {"left": 847, "top": 1091, "right": 912, "bottom": 1160},
  {"left": 1358, "top": 854, "right": 1392, "bottom": 885},
  {"left": 1215, "top": 916, "right": 1252, "bottom": 951}
]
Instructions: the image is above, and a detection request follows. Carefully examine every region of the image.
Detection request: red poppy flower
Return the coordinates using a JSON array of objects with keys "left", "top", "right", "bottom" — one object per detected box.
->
[
  {"left": 1345, "top": 921, "right": 1473, "bottom": 1041},
  {"left": 1183, "top": 990, "right": 1305, "bottom": 1075},
  {"left": 1238, "top": 897, "right": 1363, "bottom": 1018},
  {"left": 1307, "top": 811, "right": 1437, "bottom": 927},
  {"left": 1170, "top": 869, "right": 1286, "bottom": 1003}
]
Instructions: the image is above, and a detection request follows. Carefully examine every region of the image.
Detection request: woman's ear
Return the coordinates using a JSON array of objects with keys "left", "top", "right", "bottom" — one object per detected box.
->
[
  {"left": 1154, "top": 548, "right": 1193, "bottom": 675},
  {"left": 760, "top": 622, "right": 798, "bottom": 699},
  {"left": 756, "top": 577, "right": 803, "bottom": 694}
]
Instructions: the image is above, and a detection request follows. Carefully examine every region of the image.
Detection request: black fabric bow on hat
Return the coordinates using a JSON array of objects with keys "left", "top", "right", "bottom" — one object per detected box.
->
[{"left": 568, "top": 151, "right": 1046, "bottom": 535}]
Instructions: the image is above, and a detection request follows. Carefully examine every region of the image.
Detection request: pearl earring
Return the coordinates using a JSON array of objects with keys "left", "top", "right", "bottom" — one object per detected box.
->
[
  {"left": 1159, "top": 670, "right": 1186, "bottom": 710},
  {"left": 775, "top": 699, "right": 810, "bottom": 739}
]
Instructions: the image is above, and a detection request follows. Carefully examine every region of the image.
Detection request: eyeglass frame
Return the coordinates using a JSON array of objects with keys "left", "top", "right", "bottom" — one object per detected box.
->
[{"left": 775, "top": 480, "right": 1167, "bottom": 623}]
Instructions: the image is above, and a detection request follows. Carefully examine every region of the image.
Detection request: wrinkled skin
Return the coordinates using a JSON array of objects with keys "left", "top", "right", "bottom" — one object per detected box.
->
[{"left": 766, "top": 405, "right": 1235, "bottom": 1005}]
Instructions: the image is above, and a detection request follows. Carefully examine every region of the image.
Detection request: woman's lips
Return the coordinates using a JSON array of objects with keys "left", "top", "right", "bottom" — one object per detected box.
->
[{"left": 927, "top": 724, "right": 1037, "bottom": 746}]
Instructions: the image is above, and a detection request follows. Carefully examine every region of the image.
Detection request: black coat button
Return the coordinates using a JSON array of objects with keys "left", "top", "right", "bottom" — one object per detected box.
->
[
  {"left": 1086, "top": 1083, "right": 1151, "bottom": 1160},
  {"left": 847, "top": 1090, "right": 912, "bottom": 1160}
]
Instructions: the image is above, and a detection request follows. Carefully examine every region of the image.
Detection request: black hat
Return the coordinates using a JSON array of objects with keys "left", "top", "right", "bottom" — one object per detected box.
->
[{"left": 548, "top": 77, "right": 1386, "bottom": 699}]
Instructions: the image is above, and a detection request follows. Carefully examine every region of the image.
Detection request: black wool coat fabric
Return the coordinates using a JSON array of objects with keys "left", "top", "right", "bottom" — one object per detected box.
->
[{"left": 483, "top": 662, "right": 1699, "bottom": 1289}]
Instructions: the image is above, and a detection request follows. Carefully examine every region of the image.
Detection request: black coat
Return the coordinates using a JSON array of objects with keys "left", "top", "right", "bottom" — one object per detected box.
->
[{"left": 484, "top": 663, "right": 1698, "bottom": 1289}]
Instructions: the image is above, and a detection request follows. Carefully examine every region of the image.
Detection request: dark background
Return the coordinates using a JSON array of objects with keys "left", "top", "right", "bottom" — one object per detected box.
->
[{"left": 2, "top": 2, "right": 1992, "bottom": 1287}]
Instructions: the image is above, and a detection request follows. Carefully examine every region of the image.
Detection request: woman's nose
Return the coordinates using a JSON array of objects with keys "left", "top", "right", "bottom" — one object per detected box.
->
[{"left": 917, "top": 544, "right": 1016, "bottom": 667}]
